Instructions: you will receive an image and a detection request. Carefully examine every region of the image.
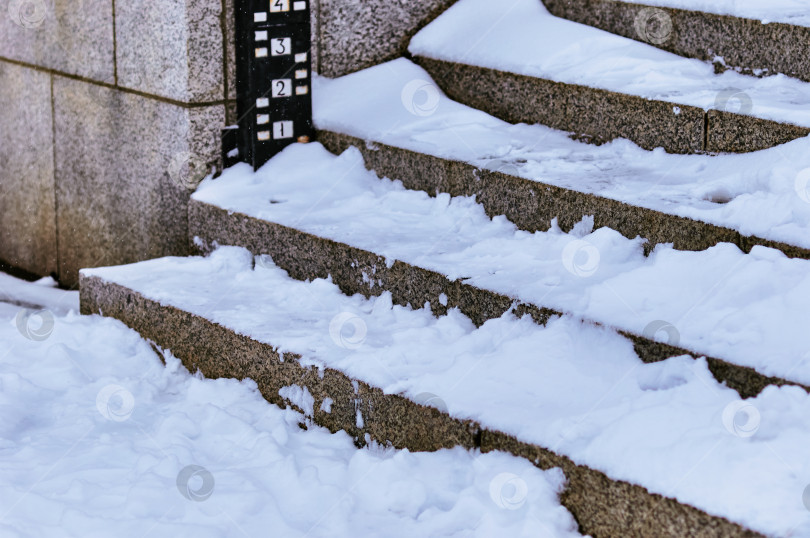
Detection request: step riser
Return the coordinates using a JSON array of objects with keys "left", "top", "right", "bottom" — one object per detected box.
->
[
  {"left": 318, "top": 130, "right": 810, "bottom": 262},
  {"left": 189, "top": 198, "right": 799, "bottom": 399},
  {"left": 80, "top": 275, "right": 761, "bottom": 538},
  {"left": 415, "top": 56, "right": 810, "bottom": 154},
  {"left": 543, "top": 0, "right": 810, "bottom": 83}
]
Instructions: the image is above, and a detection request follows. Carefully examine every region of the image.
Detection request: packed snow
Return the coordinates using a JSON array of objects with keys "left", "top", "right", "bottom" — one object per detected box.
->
[
  {"left": 194, "top": 142, "right": 810, "bottom": 387},
  {"left": 86, "top": 247, "right": 810, "bottom": 536},
  {"left": 0, "top": 273, "right": 582, "bottom": 537},
  {"left": 408, "top": 0, "right": 810, "bottom": 127},
  {"left": 613, "top": 0, "right": 810, "bottom": 27},
  {"left": 313, "top": 58, "right": 810, "bottom": 251}
]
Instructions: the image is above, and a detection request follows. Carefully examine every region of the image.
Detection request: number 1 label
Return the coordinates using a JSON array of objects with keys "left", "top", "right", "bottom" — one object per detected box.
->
[{"left": 273, "top": 121, "right": 293, "bottom": 139}]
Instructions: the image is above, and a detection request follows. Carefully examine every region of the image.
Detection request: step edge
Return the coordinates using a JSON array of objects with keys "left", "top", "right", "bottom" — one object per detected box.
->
[
  {"left": 188, "top": 197, "right": 809, "bottom": 398},
  {"left": 79, "top": 272, "right": 764, "bottom": 538}
]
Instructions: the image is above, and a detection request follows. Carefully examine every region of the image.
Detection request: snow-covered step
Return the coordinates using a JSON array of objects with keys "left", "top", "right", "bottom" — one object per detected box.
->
[
  {"left": 312, "top": 58, "right": 810, "bottom": 261},
  {"left": 0, "top": 283, "right": 581, "bottom": 537},
  {"left": 190, "top": 143, "right": 810, "bottom": 398},
  {"left": 407, "top": 0, "right": 810, "bottom": 153},
  {"left": 545, "top": 0, "right": 810, "bottom": 83},
  {"left": 81, "top": 247, "right": 810, "bottom": 537}
]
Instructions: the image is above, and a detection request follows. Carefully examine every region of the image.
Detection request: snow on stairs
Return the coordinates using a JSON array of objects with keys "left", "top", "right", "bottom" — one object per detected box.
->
[
  {"left": 81, "top": 142, "right": 810, "bottom": 536},
  {"left": 82, "top": 247, "right": 790, "bottom": 538},
  {"left": 542, "top": 0, "right": 810, "bottom": 83},
  {"left": 312, "top": 58, "right": 810, "bottom": 263},
  {"left": 185, "top": 145, "right": 810, "bottom": 401},
  {"left": 408, "top": 0, "right": 810, "bottom": 154}
]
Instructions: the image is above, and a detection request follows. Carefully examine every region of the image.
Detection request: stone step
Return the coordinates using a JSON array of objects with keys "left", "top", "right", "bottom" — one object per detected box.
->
[
  {"left": 188, "top": 143, "right": 810, "bottom": 400},
  {"left": 312, "top": 58, "right": 810, "bottom": 263},
  {"left": 542, "top": 0, "right": 810, "bottom": 83},
  {"left": 80, "top": 248, "right": 787, "bottom": 537},
  {"left": 407, "top": 0, "right": 810, "bottom": 154}
]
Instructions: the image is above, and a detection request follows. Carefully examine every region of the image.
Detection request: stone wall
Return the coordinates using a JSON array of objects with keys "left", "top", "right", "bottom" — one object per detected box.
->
[{"left": 0, "top": 0, "right": 455, "bottom": 286}]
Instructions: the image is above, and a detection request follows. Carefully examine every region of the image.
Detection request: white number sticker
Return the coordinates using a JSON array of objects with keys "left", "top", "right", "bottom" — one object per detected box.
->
[
  {"left": 271, "top": 37, "right": 291, "bottom": 56},
  {"left": 294, "top": 69, "right": 308, "bottom": 79},
  {"left": 293, "top": 1, "right": 307, "bottom": 10},
  {"left": 270, "top": 0, "right": 290, "bottom": 12},
  {"left": 295, "top": 85, "right": 309, "bottom": 95},
  {"left": 273, "top": 121, "right": 293, "bottom": 139},
  {"left": 257, "top": 131, "right": 271, "bottom": 141},
  {"left": 256, "top": 97, "right": 269, "bottom": 108},
  {"left": 257, "top": 114, "right": 270, "bottom": 125},
  {"left": 272, "top": 79, "right": 293, "bottom": 98},
  {"left": 255, "top": 30, "right": 268, "bottom": 41}
]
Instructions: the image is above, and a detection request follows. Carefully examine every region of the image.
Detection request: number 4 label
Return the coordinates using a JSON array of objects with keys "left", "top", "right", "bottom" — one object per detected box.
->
[
  {"left": 273, "top": 121, "right": 294, "bottom": 139},
  {"left": 271, "top": 38, "right": 291, "bottom": 56},
  {"left": 271, "top": 79, "right": 292, "bottom": 98},
  {"left": 270, "top": 0, "right": 289, "bottom": 12}
]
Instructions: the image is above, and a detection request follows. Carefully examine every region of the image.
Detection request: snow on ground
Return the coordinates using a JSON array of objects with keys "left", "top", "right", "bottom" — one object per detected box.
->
[
  {"left": 0, "top": 275, "right": 582, "bottom": 538},
  {"left": 313, "top": 58, "right": 810, "bottom": 252},
  {"left": 408, "top": 0, "right": 810, "bottom": 127},
  {"left": 194, "top": 142, "right": 810, "bottom": 387},
  {"left": 0, "top": 273, "right": 78, "bottom": 315},
  {"left": 86, "top": 247, "right": 810, "bottom": 537},
  {"left": 614, "top": 0, "right": 810, "bottom": 27}
]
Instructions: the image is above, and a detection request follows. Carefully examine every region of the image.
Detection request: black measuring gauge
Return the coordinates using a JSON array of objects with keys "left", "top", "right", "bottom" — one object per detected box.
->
[{"left": 235, "top": 0, "right": 314, "bottom": 169}]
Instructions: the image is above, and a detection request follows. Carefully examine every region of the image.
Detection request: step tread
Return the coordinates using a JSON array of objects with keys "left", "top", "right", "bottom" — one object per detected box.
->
[
  {"left": 312, "top": 59, "right": 810, "bottom": 256},
  {"left": 194, "top": 143, "right": 810, "bottom": 392},
  {"left": 612, "top": 0, "right": 810, "bottom": 27},
  {"left": 408, "top": 0, "right": 810, "bottom": 128},
  {"left": 82, "top": 247, "right": 810, "bottom": 537}
]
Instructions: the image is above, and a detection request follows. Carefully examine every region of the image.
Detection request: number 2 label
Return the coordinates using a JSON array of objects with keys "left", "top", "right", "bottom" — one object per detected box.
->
[
  {"left": 271, "top": 79, "right": 292, "bottom": 98},
  {"left": 271, "top": 37, "right": 291, "bottom": 56}
]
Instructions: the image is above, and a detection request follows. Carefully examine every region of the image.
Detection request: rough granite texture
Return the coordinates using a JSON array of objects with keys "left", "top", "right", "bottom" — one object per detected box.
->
[
  {"left": 79, "top": 274, "right": 762, "bottom": 537},
  {"left": 0, "top": 0, "right": 115, "bottom": 83},
  {"left": 188, "top": 198, "right": 804, "bottom": 400},
  {"left": 479, "top": 430, "right": 762, "bottom": 537},
  {"left": 0, "top": 62, "right": 57, "bottom": 276},
  {"left": 115, "top": 0, "right": 225, "bottom": 103},
  {"left": 53, "top": 76, "right": 224, "bottom": 287},
  {"left": 543, "top": 0, "right": 810, "bottom": 83},
  {"left": 318, "top": 131, "right": 810, "bottom": 262},
  {"left": 317, "top": 0, "right": 457, "bottom": 78},
  {"left": 414, "top": 56, "right": 810, "bottom": 154}
]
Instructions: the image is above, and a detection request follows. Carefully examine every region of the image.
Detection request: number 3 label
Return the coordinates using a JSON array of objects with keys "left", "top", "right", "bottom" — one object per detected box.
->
[
  {"left": 271, "top": 38, "right": 291, "bottom": 56},
  {"left": 271, "top": 79, "right": 292, "bottom": 98},
  {"left": 270, "top": 0, "right": 290, "bottom": 12}
]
